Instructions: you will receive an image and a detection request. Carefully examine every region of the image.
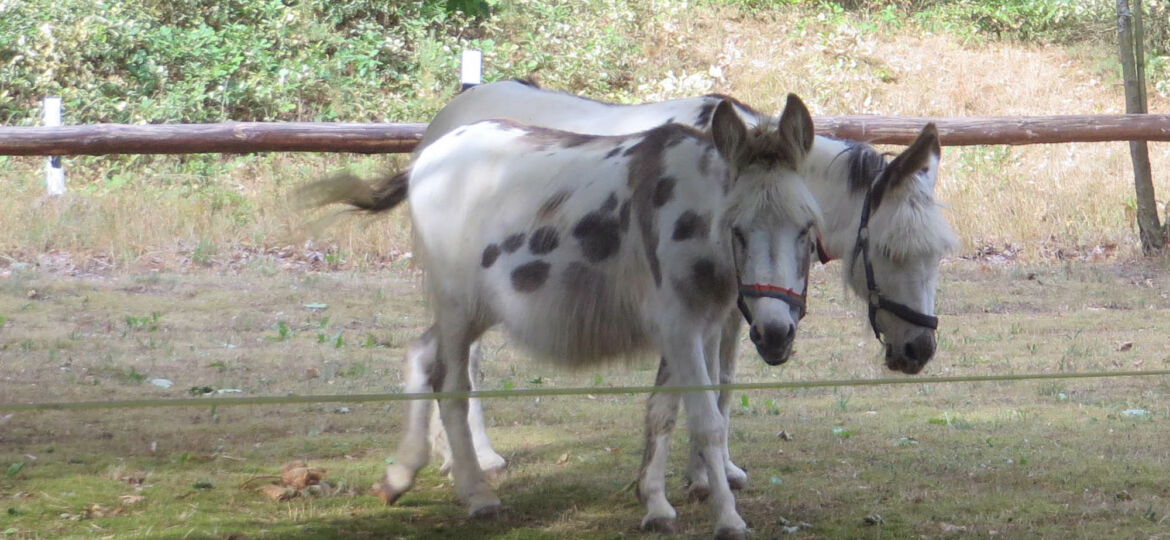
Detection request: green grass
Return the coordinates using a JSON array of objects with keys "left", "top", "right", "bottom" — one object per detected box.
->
[{"left": 2, "top": 259, "right": 1169, "bottom": 537}]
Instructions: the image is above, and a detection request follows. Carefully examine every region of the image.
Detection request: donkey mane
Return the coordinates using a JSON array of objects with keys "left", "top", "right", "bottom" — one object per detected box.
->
[{"left": 837, "top": 139, "right": 888, "bottom": 195}]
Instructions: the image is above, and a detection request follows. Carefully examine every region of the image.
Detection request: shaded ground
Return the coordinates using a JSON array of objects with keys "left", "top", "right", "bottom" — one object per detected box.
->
[{"left": 1, "top": 257, "right": 1169, "bottom": 538}]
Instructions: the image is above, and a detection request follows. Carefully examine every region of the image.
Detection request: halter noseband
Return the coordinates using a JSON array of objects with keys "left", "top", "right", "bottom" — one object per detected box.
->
[
  {"left": 851, "top": 181, "right": 939, "bottom": 341},
  {"left": 735, "top": 250, "right": 810, "bottom": 326}
]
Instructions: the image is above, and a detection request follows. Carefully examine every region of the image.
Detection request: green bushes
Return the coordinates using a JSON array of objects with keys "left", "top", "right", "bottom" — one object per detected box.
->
[{"left": 0, "top": 0, "right": 650, "bottom": 126}]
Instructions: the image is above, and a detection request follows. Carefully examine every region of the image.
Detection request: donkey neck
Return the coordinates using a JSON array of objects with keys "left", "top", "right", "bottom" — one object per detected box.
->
[{"left": 802, "top": 135, "right": 876, "bottom": 262}]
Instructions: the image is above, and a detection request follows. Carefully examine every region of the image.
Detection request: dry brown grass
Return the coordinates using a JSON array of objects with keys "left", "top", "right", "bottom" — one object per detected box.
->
[
  {"left": 1, "top": 10, "right": 1167, "bottom": 265},
  {"left": 666, "top": 9, "right": 1170, "bottom": 260}
]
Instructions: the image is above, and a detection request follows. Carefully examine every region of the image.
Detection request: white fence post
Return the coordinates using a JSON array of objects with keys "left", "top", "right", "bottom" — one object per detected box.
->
[
  {"left": 43, "top": 97, "right": 66, "bottom": 196},
  {"left": 460, "top": 49, "right": 482, "bottom": 91}
]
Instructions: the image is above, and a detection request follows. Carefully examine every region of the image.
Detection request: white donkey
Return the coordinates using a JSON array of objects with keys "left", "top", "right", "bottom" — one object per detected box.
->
[
  {"left": 304, "top": 97, "right": 821, "bottom": 538},
  {"left": 417, "top": 80, "right": 958, "bottom": 513}
]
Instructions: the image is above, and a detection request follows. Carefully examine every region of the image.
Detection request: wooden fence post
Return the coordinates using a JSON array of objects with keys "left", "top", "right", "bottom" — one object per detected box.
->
[
  {"left": 43, "top": 97, "right": 66, "bottom": 196},
  {"left": 1117, "top": 0, "right": 1166, "bottom": 254}
]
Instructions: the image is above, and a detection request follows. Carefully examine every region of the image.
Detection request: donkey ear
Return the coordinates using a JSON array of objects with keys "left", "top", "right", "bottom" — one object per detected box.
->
[
  {"left": 777, "top": 93, "right": 815, "bottom": 162},
  {"left": 710, "top": 100, "right": 747, "bottom": 163},
  {"left": 869, "top": 123, "right": 940, "bottom": 209},
  {"left": 888, "top": 123, "right": 940, "bottom": 189}
]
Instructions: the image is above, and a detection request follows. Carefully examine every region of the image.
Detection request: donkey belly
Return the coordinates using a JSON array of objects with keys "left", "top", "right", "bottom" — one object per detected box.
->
[{"left": 488, "top": 261, "right": 653, "bottom": 366}]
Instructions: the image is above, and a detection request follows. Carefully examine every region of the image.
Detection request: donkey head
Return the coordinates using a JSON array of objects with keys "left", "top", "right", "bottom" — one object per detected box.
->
[
  {"left": 847, "top": 124, "right": 957, "bottom": 374},
  {"left": 713, "top": 94, "right": 821, "bottom": 366}
]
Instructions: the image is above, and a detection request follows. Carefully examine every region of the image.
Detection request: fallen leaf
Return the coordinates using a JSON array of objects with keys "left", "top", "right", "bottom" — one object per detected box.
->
[
  {"left": 940, "top": 523, "right": 967, "bottom": 533},
  {"left": 777, "top": 431, "right": 793, "bottom": 440},
  {"left": 863, "top": 513, "right": 883, "bottom": 525},
  {"left": 281, "top": 463, "right": 326, "bottom": 490},
  {"left": 1117, "top": 342, "right": 1134, "bottom": 352},
  {"left": 305, "top": 368, "right": 320, "bottom": 379},
  {"left": 259, "top": 484, "right": 297, "bottom": 502},
  {"left": 118, "top": 494, "right": 145, "bottom": 505},
  {"left": 119, "top": 472, "right": 146, "bottom": 487},
  {"left": 555, "top": 452, "right": 570, "bottom": 465}
]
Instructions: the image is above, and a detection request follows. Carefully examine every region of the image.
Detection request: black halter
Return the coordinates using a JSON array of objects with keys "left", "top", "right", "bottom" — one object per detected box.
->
[{"left": 851, "top": 182, "right": 939, "bottom": 341}]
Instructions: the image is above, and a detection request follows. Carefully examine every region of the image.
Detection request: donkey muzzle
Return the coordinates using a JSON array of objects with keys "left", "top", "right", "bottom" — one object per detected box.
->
[{"left": 750, "top": 323, "right": 794, "bottom": 366}]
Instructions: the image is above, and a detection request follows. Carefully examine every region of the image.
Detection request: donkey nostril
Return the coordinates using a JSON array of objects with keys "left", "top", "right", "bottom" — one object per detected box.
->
[
  {"left": 749, "top": 326, "right": 763, "bottom": 344},
  {"left": 903, "top": 342, "right": 920, "bottom": 361}
]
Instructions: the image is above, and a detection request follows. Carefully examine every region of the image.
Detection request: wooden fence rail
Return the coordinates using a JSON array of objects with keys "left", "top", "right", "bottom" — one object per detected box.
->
[{"left": 2, "top": 115, "right": 1170, "bottom": 156}]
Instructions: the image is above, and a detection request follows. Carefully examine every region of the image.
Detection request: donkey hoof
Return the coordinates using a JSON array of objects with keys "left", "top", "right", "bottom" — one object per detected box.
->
[
  {"left": 478, "top": 452, "right": 508, "bottom": 476},
  {"left": 727, "top": 475, "right": 749, "bottom": 491},
  {"left": 373, "top": 482, "right": 405, "bottom": 506},
  {"left": 714, "top": 526, "right": 748, "bottom": 540},
  {"left": 641, "top": 516, "right": 677, "bottom": 534},
  {"left": 687, "top": 483, "right": 711, "bottom": 502},
  {"left": 469, "top": 503, "right": 507, "bottom": 519}
]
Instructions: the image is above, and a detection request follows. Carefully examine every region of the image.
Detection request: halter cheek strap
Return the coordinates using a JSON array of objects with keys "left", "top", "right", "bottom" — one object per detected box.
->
[
  {"left": 815, "top": 232, "right": 833, "bottom": 264},
  {"left": 852, "top": 183, "right": 939, "bottom": 341}
]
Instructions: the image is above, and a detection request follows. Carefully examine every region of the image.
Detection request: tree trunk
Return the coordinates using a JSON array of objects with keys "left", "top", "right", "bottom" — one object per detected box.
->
[{"left": 1118, "top": 0, "right": 1166, "bottom": 254}]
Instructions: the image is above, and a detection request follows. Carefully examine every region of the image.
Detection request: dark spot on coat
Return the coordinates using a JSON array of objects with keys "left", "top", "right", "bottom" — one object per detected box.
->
[
  {"left": 529, "top": 226, "right": 560, "bottom": 254},
  {"left": 481, "top": 244, "right": 501, "bottom": 268},
  {"left": 515, "top": 123, "right": 597, "bottom": 151},
  {"left": 652, "top": 177, "right": 675, "bottom": 208},
  {"left": 654, "top": 356, "right": 670, "bottom": 386},
  {"left": 698, "top": 147, "right": 714, "bottom": 177},
  {"left": 626, "top": 124, "right": 702, "bottom": 286},
  {"left": 561, "top": 132, "right": 595, "bottom": 148},
  {"left": 511, "top": 260, "right": 551, "bottom": 293},
  {"left": 695, "top": 101, "right": 718, "bottom": 128},
  {"left": 600, "top": 192, "right": 618, "bottom": 213},
  {"left": 427, "top": 360, "right": 447, "bottom": 391},
  {"left": 675, "top": 258, "right": 735, "bottom": 312},
  {"left": 572, "top": 211, "right": 621, "bottom": 262},
  {"left": 619, "top": 200, "right": 631, "bottom": 232},
  {"left": 502, "top": 233, "right": 525, "bottom": 253},
  {"left": 538, "top": 190, "right": 571, "bottom": 220},
  {"left": 672, "top": 210, "right": 709, "bottom": 241}
]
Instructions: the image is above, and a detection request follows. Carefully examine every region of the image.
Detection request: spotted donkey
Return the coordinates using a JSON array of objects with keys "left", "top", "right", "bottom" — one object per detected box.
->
[
  {"left": 416, "top": 81, "right": 958, "bottom": 521},
  {"left": 303, "top": 97, "right": 821, "bottom": 538}
]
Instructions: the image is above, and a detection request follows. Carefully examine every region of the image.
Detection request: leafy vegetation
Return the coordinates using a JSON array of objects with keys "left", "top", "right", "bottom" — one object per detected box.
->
[
  {"left": 5, "top": 0, "right": 1156, "bottom": 127},
  {"left": 0, "top": 0, "right": 655, "bottom": 126}
]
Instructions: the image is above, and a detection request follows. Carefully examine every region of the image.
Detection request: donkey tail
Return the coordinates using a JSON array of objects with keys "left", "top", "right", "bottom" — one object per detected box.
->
[{"left": 297, "top": 170, "right": 409, "bottom": 214}]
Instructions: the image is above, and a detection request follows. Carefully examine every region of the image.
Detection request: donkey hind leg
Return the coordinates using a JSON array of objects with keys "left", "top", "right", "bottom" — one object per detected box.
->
[
  {"left": 433, "top": 321, "right": 501, "bottom": 516},
  {"left": 379, "top": 327, "right": 440, "bottom": 505},
  {"left": 432, "top": 340, "right": 507, "bottom": 477},
  {"left": 637, "top": 358, "right": 681, "bottom": 534},
  {"left": 668, "top": 331, "right": 747, "bottom": 539}
]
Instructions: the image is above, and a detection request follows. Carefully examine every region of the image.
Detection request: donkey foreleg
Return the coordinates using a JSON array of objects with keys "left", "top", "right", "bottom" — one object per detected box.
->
[
  {"left": 668, "top": 335, "right": 747, "bottom": 539},
  {"left": 685, "top": 313, "right": 748, "bottom": 500},
  {"left": 430, "top": 340, "right": 507, "bottom": 476},
  {"left": 379, "top": 327, "right": 440, "bottom": 504}
]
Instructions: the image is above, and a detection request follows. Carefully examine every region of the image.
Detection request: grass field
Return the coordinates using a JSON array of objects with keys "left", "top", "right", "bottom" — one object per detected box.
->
[
  {"left": 2, "top": 256, "right": 1169, "bottom": 539},
  {"left": 3, "top": 2, "right": 1170, "bottom": 538}
]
